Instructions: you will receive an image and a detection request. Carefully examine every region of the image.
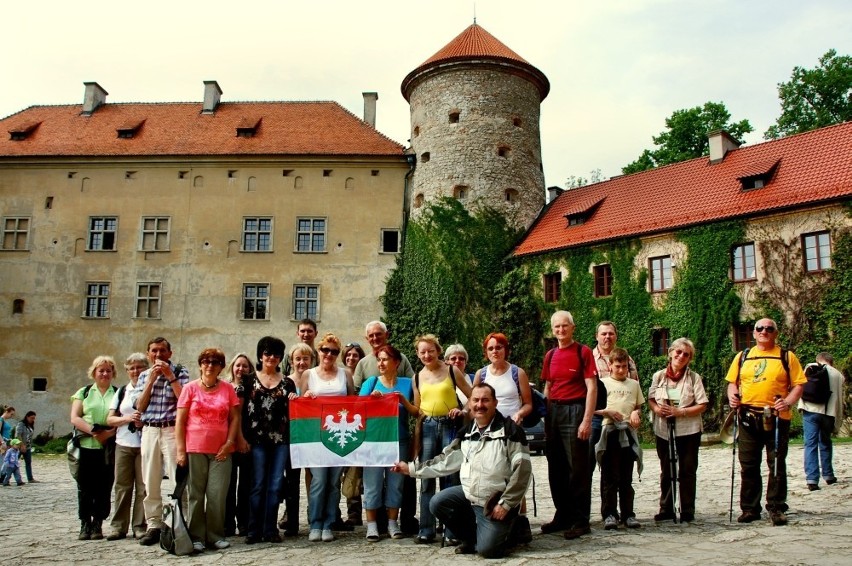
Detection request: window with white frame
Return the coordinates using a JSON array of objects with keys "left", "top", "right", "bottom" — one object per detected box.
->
[
  {"left": 242, "top": 218, "right": 273, "bottom": 252},
  {"left": 381, "top": 229, "right": 400, "bottom": 253},
  {"left": 649, "top": 255, "right": 673, "bottom": 292},
  {"left": 242, "top": 284, "right": 269, "bottom": 320},
  {"left": 293, "top": 284, "right": 319, "bottom": 320},
  {"left": 802, "top": 231, "right": 832, "bottom": 272},
  {"left": 2, "top": 217, "right": 30, "bottom": 250},
  {"left": 84, "top": 283, "right": 110, "bottom": 318},
  {"left": 296, "top": 218, "right": 326, "bottom": 252},
  {"left": 140, "top": 217, "right": 170, "bottom": 251},
  {"left": 87, "top": 217, "right": 117, "bottom": 251},
  {"left": 135, "top": 282, "right": 161, "bottom": 319}
]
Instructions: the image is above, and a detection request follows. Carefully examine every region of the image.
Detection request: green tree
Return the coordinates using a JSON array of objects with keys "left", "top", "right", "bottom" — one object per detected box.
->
[
  {"left": 565, "top": 169, "right": 603, "bottom": 189},
  {"left": 764, "top": 49, "right": 852, "bottom": 139},
  {"left": 622, "top": 102, "right": 753, "bottom": 174}
]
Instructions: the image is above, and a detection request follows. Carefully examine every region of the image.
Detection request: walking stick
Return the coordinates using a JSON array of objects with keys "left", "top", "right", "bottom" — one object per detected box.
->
[
  {"left": 728, "top": 402, "right": 739, "bottom": 523},
  {"left": 773, "top": 395, "right": 781, "bottom": 479},
  {"left": 667, "top": 407, "right": 680, "bottom": 524}
]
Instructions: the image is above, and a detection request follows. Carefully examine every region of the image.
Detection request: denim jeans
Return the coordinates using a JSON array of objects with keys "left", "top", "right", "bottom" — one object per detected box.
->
[
  {"left": 419, "top": 418, "right": 459, "bottom": 538},
  {"left": 431, "top": 485, "right": 514, "bottom": 558},
  {"left": 802, "top": 410, "right": 835, "bottom": 485},
  {"left": 308, "top": 466, "right": 344, "bottom": 530},
  {"left": 545, "top": 403, "right": 591, "bottom": 528},
  {"left": 249, "top": 443, "right": 288, "bottom": 538},
  {"left": 363, "top": 440, "right": 408, "bottom": 510}
]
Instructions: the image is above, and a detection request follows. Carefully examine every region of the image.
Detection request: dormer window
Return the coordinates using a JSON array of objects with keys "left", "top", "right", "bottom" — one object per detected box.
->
[
  {"left": 563, "top": 196, "right": 605, "bottom": 228},
  {"left": 738, "top": 158, "right": 780, "bottom": 191},
  {"left": 116, "top": 119, "right": 145, "bottom": 139},
  {"left": 8, "top": 121, "right": 41, "bottom": 141},
  {"left": 236, "top": 117, "right": 262, "bottom": 138},
  {"left": 567, "top": 215, "right": 586, "bottom": 226}
]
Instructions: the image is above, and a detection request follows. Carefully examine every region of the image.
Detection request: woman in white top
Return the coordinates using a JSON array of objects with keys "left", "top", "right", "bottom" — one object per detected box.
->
[
  {"left": 302, "top": 333, "right": 355, "bottom": 543},
  {"left": 472, "top": 332, "right": 532, "bottom": 425},
  {"left": 105, "top": 352, "right": 149, "bottom": 541}
]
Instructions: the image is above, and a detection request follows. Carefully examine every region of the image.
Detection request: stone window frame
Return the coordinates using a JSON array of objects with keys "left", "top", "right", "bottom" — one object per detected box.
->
[
  {"left": 242, "top": 283, "right": 270, "bottom": 321},
  {"left": 293, "top": 284, "right": 320, "bottom": 321},
  {"left": 295, "top": 217, "right": 327, "bottom": 253},
  {"left": 140, "top": 216, "right": 171, "bottom": 252},
  {"left": 135, "top": 282, "right": 162, "bottom": 319},
  {"left": 1, "top": 216, "right": 31, "bottom": 251},
  {"left": 83, "top": 282, "right": 110, "bottom": 318},
  {"left": 242, "top": 217, "right": 273, "bottom": 252},
  {"left": 87, "top": 216, "right": 118, "bottom": 251},
  {"left": 380, "top": 229, "right": 400, "bottom": 254}
]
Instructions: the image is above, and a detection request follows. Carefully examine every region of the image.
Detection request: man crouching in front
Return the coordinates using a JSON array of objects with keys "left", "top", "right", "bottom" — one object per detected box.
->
[{"left": 393, "top": 383, "right": 531, "bottom": 558}]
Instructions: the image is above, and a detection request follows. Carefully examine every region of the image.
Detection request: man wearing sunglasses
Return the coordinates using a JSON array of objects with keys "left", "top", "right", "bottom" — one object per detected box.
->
[{"left": 726, "top": 318, "right": 805, "bottom": 527}]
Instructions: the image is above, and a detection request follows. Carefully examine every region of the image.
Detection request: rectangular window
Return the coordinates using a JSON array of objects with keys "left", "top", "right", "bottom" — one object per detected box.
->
[
  {"left": 732, "top": 243, "right": 756, "bottom": 282},
  {"left": 594, "top": 264, "right": 613, "bottom": 297},
  {"left": 296, "top": 218, "right": 326, "bottom": 252},
  {"left": 140, "top": 217, "right": 170, "bottom": 251},
  {"left": 84, "top": 283, "right": 110, "bottom": 318},
  {"left": 135, "top": 283, "right": 161, "bottom": 319},
  {"left": 733, "top": 322, "right": 756, "bottom": 351},
  {"left": 649, "top": 255, "right": 673, "bottom": 292},
  {"left": 381, "top": 229, "right": 400, "bottom": 253},
  {"left": 1, "top": 217, "right": 30, "bottom": 250},
  {"left": 242, "top": 218, "right": 273, "bottom": 252},
  {"left": 652, "top": 328, "right": 670, "bottom": 356},
  {"left": 543, "top": 272, "right": 561, "bottom": 303},
  {"left": 802, "top": 231, "right": 831, "bottom": 272},
  {"left": 87, "top": 216, "right": 118, "bottom": 251},
  {"left": 242, "top": 284, "right": 269, "bottom": 320},
  {"left": 293, "top": 284, "right": 319, "bottom": 320}
]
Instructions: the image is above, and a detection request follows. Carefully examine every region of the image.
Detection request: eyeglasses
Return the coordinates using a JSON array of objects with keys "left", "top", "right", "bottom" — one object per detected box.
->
[
  {"left": 447, "top": 356, "right": 467, "bottom": 362},
  {"left": 672, "top": 349, "right": 691, "bottom": 358},
  {"left": 486, "top": 345, "right": 505, "bottom": 351},
  {"left": 755, "top": 326, "right": 776, "bottom": 333},
  {"left": 319, "top": 347, "right": 340, "bottom": 356},
  {"left": 262, "top": 351, "right": 282, "bottom": 359},
  {"left": 200, "top": 359, "right": 222, "bottom": 366},
  {"left": 345, "top": 343, "right": 361, "bottom": 348}
]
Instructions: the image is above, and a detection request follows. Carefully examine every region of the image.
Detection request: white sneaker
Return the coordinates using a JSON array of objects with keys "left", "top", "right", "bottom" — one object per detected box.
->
[
  {"left": 604, "top": 515, "right": 618, "bottom": 530},
  {"left": 366, "top": 523, "right": 380, "bottom": 542},
  {"left": 213, "top": 539, "right": 230, "bottom": 549},
  {"left": 308, "top": 529, "right": 322, "bottom": 542},
  {"left": 192, "top": 541, "right": 205, "bottom": 552},
  {"left": 388, "top": 522, "right": 403, "bottom": 540},
  {"left": 322, "top": 529, "right": 334, "bottom": 542}
]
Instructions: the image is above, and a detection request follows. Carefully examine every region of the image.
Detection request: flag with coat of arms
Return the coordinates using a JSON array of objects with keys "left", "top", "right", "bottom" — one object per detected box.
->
[{"left": 289, "top": 395, "right": 399, "bottom": 468}]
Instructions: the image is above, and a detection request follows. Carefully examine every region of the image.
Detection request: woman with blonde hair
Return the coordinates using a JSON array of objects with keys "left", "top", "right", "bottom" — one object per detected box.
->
[
  {"left": 223, "top": 352, "right": 254, "bottom": 537},
  {"left": 70, "top": 355, "right": 118, "bottom": 540},
  {"left": 303, "top": 333, "right": 355, "bottom": 542}
]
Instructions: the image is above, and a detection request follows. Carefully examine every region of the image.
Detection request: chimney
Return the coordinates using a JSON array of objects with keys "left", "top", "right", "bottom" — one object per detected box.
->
[
  {"left": 202, "top": 80, "right": 223, "bottom": 114},
  {"left": 708, "top": 130, "right": 741, "bottom": 164},
  {"left": 362, "top": 92, "right": 378, "bottom": 127},
  {"left": 82, "top": 82, "right": 108, "bottom": 115},
  {"left": 547, "top": 186, "right": 564, "bottom": 203}
]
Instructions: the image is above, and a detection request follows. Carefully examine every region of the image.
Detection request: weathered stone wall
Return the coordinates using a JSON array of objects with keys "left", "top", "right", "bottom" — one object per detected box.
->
[{"left": 407, "top": 67, "right": 545, "bottom": 228}]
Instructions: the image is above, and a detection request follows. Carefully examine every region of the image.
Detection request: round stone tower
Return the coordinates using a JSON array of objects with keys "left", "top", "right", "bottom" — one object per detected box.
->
[{"left": 401, "top": 23, "right": 550, "bottom": 229}]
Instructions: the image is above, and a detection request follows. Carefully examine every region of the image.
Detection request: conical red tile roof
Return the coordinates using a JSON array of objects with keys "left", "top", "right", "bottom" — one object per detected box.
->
[{"left": 402, "top": 24, "right": 549, "bottom": 100}]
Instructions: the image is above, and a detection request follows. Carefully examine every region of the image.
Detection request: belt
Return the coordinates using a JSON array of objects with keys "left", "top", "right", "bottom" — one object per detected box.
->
[
  {"left": 423, "top": 416, "right": 454, "bottom": 423},
  {"left": 144, "top": 421, "right": 176, "bottom": 428},
  {"left": 550, "top": 398, "right": 585, "bottom": 406}
]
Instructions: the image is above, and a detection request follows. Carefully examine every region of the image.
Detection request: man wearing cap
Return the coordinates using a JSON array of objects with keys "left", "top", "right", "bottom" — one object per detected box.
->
[
  {"left": 131, "top": 337, "right": 190, "bottom": 545},
  {"left": 726, "top": 318, "right": 805, "bottom": 526}
]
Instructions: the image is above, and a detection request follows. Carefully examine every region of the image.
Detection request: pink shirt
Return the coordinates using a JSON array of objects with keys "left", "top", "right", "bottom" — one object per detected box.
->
[{"left": 178, "top": 381, "right": 239, "bottom": 454}]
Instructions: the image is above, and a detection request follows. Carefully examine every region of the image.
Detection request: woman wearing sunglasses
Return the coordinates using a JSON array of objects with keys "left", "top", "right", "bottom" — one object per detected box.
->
[
  {"left": 647, "top": 338, "right": 708, "bottom": 523},
  {"left": 302, "top": 333, "right": 355, "bottom": 542},
  {"left": 175, "top": 348, "right": 240, "bottom": 551}
]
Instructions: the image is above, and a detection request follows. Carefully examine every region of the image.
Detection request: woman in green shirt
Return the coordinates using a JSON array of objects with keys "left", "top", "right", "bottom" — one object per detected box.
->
[{"left": 70, "top": 355, "right": 118, "bottom": 541}]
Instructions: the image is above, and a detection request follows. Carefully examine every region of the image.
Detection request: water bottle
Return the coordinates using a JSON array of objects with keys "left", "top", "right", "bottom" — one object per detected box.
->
[{"left": 762, "top": 406, "right": 772, "bottom": 431}]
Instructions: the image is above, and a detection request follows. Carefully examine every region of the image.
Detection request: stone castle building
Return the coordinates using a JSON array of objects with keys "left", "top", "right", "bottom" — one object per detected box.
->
[{"left": 402, "top": 23, "right": 550, "bottom": 229}]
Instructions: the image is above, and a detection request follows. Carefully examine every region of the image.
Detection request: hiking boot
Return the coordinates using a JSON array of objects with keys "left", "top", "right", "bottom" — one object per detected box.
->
[
  {"left": 78, "top": 521, "right": 91, "bottom": 541},
  {"left": 624, "top": 517, "right": 640, "bottom": 529},
  {"left": 770, "top": 511, "right": 788, "bottom": 526},
  {"left": 106, "top": 531, "right": 126, "bottom": 541},
  {"left": 90, "top": 520, "right": 103, "bottom": 540},
  {"left": 455, "top": 541, "right": 476, "bottom": 554},
  {"left": 564, "top": 524, "right": 591, "bottom": 539},
  {"left": 604, "top": 515, "right": 618, "bottom": 530},
  {"left": 654, "top": 510, "right": 675, "bottom": 522},
  {"left": 807, "top": 483, "right": 820, "bottom": 491},
  {"left": 737, "top": 511, "right": 761, "bottom": 524},
  {"left": 138, "top": 528, "right": 161, "bottom": 546},
  {"left": 540, "top": 519, "right": 567, "bottom": 534},
  {"left": 825, "top": 477, "right": 837, "bottom": 485}
]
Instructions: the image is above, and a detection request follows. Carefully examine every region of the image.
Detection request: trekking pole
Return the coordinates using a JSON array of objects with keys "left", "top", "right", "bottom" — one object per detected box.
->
[
  {"left": 667, "top": 405, "right": 679, "bottom": 524},
  {"left": 729, "top": 397, "right": 739, "bottom": 523},
  {"left": 773, "top": 395, "right": 781, "bottom": 478}
]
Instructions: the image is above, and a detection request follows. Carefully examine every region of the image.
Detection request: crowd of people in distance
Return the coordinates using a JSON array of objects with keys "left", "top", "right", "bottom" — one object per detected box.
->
[{"left": 6, "top": 312, "right": 837, "bottom": 558}]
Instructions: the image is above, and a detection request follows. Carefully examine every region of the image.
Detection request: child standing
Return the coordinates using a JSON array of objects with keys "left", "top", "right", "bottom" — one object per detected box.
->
[
  {"left": 594, "top": 348, "right": 644, "bottom": 529},
  {"left": 2, "top": 439, "right": 25, "bottom": 486}
]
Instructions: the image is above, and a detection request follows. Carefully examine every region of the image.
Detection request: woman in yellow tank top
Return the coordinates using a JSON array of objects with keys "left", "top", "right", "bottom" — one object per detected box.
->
[{"left": 411, "top": 334, "right": 471, "bottom": 544}]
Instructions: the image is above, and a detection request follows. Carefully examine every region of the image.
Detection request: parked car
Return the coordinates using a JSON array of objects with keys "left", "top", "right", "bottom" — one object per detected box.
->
[{"left": 524, "top": 417, "right": 545, "bottom": 455}]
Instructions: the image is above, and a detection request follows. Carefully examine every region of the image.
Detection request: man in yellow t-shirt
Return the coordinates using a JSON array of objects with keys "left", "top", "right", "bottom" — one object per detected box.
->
[{"left": 726, "top": 318, "right": 805, "bottom": 526}]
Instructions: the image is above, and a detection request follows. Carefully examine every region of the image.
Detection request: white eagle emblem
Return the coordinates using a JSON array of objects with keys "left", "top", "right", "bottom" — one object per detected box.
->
[{"left": 323, "top": 409, "right": 364, "bottom": 448}]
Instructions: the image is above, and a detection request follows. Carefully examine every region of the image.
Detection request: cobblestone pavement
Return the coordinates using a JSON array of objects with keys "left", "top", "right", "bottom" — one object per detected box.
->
[{"left": 2, "top": 443, "right": 850, "bottom": 565}]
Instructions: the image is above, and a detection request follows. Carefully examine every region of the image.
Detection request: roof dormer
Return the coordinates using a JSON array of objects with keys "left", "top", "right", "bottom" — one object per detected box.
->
[
  {"left": 236, "top": 117, "right": 262, "bottom": 138},
  {"left": 8, "top": 120, "right": 41, "bottom": 141},
  {"left": 738, "top": 158, "right": 780, "bottom": 191},
  {"left": 116, "top": 119, "right": 145, "bottom": 139},
  {"left": 564, "top": 196, "right": 605, "bottom": 227}
]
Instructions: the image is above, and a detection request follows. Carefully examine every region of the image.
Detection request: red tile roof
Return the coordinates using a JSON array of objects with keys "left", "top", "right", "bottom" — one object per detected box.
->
[
  {"left": 0, "top": 101, "right": 405, "bottom": 158},
  {"left": 402, "top": 24, "right": 549, "bottom": 101},
  {"left": 513, "top": 122, "right": 852, "bottom": 257}
]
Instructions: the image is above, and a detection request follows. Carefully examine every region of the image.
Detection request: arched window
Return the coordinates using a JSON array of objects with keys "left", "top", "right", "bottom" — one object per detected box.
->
[
  {"left": 345, "top": 177, "right": 355, "bottom": 190},
  {"left": 453, "top": 185, "right": 469, "bottom": 200},
  {"left": 413, "top": 194, "right": 424, "bottom": 209},
  {"left": 247, "top": 176, "right": 257, "bottom": 192},
  {"left": 449, "top": 111, "right": 460, "bottom": 124},
  {"left": 193, "top": 175, "right": 204, "bottom": 188},
  {"left": 12, "top": 299, "right": 24, "bottom": 314}
]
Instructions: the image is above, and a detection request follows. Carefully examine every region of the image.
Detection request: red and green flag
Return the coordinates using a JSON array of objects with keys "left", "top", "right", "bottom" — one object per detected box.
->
[{"left": 290, "top": 395, "right": 399, "bottom": 468}]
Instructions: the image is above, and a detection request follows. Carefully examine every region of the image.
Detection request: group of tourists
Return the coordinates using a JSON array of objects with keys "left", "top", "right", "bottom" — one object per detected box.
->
[
  {"left": 0, "top": 406, "right": 37, "bottom": 486},
  {"left": 62, "top": 312, "right": 844, "bottom": 558}
]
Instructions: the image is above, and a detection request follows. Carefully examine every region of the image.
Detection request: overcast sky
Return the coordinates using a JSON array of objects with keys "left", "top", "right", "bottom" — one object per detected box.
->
[{"left": 2, "top": 1, "right": 849, "bottom": 187}]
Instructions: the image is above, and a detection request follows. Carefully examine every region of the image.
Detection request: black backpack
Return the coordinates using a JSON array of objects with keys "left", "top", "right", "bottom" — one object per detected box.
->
[{"left": 801, "top": 363, "right": 832, "bottom": 405}]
